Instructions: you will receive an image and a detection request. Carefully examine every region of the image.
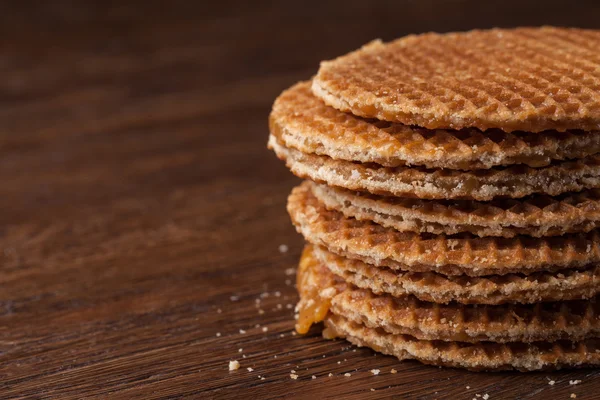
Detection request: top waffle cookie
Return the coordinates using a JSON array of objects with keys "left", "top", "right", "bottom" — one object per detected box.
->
[
  {"left": 271, "top": 81, "right": 600, "bottom": 170},
  {"left": 314, "top": 27, "right": 600, "bottom": 133}
]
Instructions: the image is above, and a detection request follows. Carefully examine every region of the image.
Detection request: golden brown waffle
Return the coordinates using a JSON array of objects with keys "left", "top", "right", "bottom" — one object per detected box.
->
[
  {"left": 313, "top": 245, "right": 600, "bottom": 305},
  {"left": 296, "top": 251, "right": 600, "bottom": 370},
  {"left": 271, "top": 81, "right": 600, "bottom": 170},
  {"left": 288, "top": 182, "right": 600, "bottom": 276},
  {"left": 313, "top": 27, "right": 600, "bottom": 133},
  {"left": 310, "top": 181, "right": 600, "bottom": 238},
  {"left": 323, "top": 314, "right": 600, "bottom": 371},
  {"left": 299, "top": 247, "right": 600, "bottom": 343},
  {"left": 269, "top": 135, "right": 600, "bottom": 201},
  {"left": 331, "top": 285, "right": 600, "bottom": 344}
]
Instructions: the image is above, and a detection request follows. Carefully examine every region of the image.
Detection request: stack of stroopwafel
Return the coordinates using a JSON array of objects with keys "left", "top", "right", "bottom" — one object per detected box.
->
[{"left": 268, "top": 27, "right": 600, "bottom": 371}]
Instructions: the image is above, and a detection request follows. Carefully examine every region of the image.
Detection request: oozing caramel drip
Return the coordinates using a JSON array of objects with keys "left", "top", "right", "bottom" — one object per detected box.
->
[{"left": 295, "top": 245, "right": 333, "bottom": 334}]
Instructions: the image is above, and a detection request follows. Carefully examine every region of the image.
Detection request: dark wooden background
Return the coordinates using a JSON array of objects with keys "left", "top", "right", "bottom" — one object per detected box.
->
[{"left": 2, "top": 1, "right": 600, "bottom": 399}]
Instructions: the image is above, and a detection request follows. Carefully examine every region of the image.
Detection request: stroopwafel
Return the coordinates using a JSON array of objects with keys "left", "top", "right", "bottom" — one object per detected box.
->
[{"left": 313, "top": 27, "right": 600, "bottom": 133}]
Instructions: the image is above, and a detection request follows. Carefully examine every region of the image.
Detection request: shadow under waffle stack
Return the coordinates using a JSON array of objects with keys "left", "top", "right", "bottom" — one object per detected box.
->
[{"left": 268, "top": 26, "right": 600, "bottom": 371}]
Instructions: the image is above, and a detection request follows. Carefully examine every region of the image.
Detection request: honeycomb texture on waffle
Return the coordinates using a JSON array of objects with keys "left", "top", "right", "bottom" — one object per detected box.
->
[
  {"left": 271, "top": 81, "right": 600, "bottom": 170},
  {"left": 302, "top": 252, "right": 600, "bottom": 343},
  {"left": 269, "top": 135, "right": 600, "bottom": 200},
  {"left": 310, "top": 182, "right": 600, "bottom": 237},
  {"left": 314, "top": 27, "right": 600, "bottom": 133},
  {"left": 330, "top": 285, "right": 600, "bottom": 343},
  {"left": 288, "top": 182, "right": 600, "bottom": 276},
  {"left": 324, "top": 314, "right": 600, "bottom": 371},
  {"left": 312, "top": 245, "right": 600, "bottom": 305}
]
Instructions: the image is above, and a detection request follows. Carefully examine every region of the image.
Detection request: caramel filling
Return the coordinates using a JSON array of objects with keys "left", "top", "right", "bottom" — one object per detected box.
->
[
  {"left": 296, "top": 290, "right": 331, "bottom": 334},
  {"left": 295, "top": 245, "right": 334, "bottom": 334}
]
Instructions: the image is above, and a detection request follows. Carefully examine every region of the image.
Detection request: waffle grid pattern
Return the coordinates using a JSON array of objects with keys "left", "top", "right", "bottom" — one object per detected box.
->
[
  {"left": 272, "top": 81, "right": 600, "bottom": 170},
  {"left": 314, "top": 28, "right": 600, "bottom": 132}
]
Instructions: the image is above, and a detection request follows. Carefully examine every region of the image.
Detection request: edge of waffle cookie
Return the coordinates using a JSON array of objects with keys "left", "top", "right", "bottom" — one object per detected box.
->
[
  {"left": 272, "top": 81, "right": 600, "bottom": 170},
  {"left": 313, "top": 27, "right": 600, "bottom": 133},
  {"left": 331, "top": 286, "right": 600, "bottom": 344},
  {"left": 288, "top": 182, "right": 600, "bottom": 276},
  {"left": 270, "top": 135, "right": 600, "bottom": 201},
  {"left": 310, "top": 181, "right": 600, "bottom": 238},
  {"left": 313, "top": 245, "right": 600, "bottom": 305},
  {"left": 323, "top": 313, "right": 600, "bottom": 371},
  {"left": 301, "top": 247, "right": 600, "bottom": 343}
]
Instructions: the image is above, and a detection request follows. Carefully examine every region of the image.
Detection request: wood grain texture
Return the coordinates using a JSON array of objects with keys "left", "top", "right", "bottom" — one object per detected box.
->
[{"left": 2, "top": 0, "right": 600, "bottom": 398}]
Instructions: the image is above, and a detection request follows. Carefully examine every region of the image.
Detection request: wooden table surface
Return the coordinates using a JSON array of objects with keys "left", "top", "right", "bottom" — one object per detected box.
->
[{"left": 3, "top": 1, "right": 600, "bottom": 399}]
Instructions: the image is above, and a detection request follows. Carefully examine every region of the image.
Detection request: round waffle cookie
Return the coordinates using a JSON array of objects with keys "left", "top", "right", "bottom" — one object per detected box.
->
[
  {"left": 312, "top": 245, "right": 600, "bottom": 305},
  {"left": 288, "top": 182, "right": 600, "bottom": 276},
  {"left": 269, "top": 136, "right": 600, "bottom": 201},
  {"left": 331, "top": 285, "right": 600, "bottom": 344},
  {"left": 299, "top": 247, "right": 600, "bottom": 343},
  {"left": 271, "top": 81, "right": 600, "bottom": 170},
  {"left": 309, "top": 181, "right": 600, "bottom": 238},
  {"left": 323, "top": 314, "right": 600, "bottom": 372},
  {"left": 297, "top": 249, "right": 600, "bottom": 370},
  {"left": 313, "top": 27, "right": 600, "bottom": 133}
]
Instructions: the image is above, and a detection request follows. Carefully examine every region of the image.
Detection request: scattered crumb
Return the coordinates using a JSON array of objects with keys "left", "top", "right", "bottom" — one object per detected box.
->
[
  {"left": 258, "top": 309, "right": 265, "bottom": 315},
  {"left": 344, "top": 373, "right": 351, "bottom": 377},
  {"left": 483, "top": 395, "right": 489, "bottom": 400},
  {"left": 312, "top": 375, "right": 316, "bottom": 380},
  {"left": 391, "top": 369, "right": 397, "bottom": 374},
  {"left": 242, "top": 354, "right": 246, "bottom": 359},
  {"left": 255, "top": 298, "right": 261, "bottom": 304},
  {"left": 370, "top": 369, "right": 380, "bottom": 375},
  {"left": 337, "top": 361, "right": 341, "bottom": 365},
  {"left": 238, "top": 348, "right": 243, "bottom": 352},
  {"left": 216, "top": 332, "right": 221, "bottom": 337},
  {"left": 274, "top": 355, "right": 277, "bottom": 359},
  {"left": 548, "top": 380, "right": 556, "bottom": 386},
  {"left": 466, "top": 386, "right": 470, "bottom": 389},
  {"left": 570, "top": 380, "right": 582, "bottom": 385},
  {"left": 285, "top": 268, "right": 296, "bottom": 276},
  {"left": 247, "top": 367, "right": 254, "bottom": 372},
  {"left": 571, "top": 394, "right": 577, "bottom": 399},
  {"left": 230, "top": 295, "right": 239, "bottom": 302},
  {"left": 275, "top": 291, "right": 281, "bottom": 297},
  {"left": 292, "top": 331, "right": 297, "bottom": 336},
  {"left": 229, "top": 361, "right": 240, "bottom": 371},
  {"left": 328, "top": 373, "right": 333, "bottom": 377},
  {"left": 370, "top": 389, "right": 375, "bottom": 392},
  {"left": 285, "top": 279, "right": 292, "bottom": 286},
  {"left": 262, "top": 327, "right": 269, "bottom": 332},
  {"left": 260, "top": 292, "right": 269, "bottom": 299},
  {"left": 277, "top": 304, "right": 283, "bottom": 309},
  {"left": 255, "top": 324, "right": 260, "bottom": 328},
  {"left": 319, "top": 287, "right": 337, "bottom": 299},
  {"left": 217, "top": 308, "right": 222, "bottom": 313},
  {"left": 291, "top": 370, "right": 296, "bottom": 373},
  {"left": 279, "top": 244, "right": 289, "bottom": 253},
  {"left": 260, "top": 377, "right": 265, "bottom": 381},
  {"left": 286, "top": 304, "right": 293, "bottom": 309},
  {"left": 239, "top": 329, "right": 246, "bottom": 334},
  {"left": 290, "top": 374, "right": 298, "bottom": 380},
  {"left": 280, "top": 334, "right": 285, "bottom": 338}
]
